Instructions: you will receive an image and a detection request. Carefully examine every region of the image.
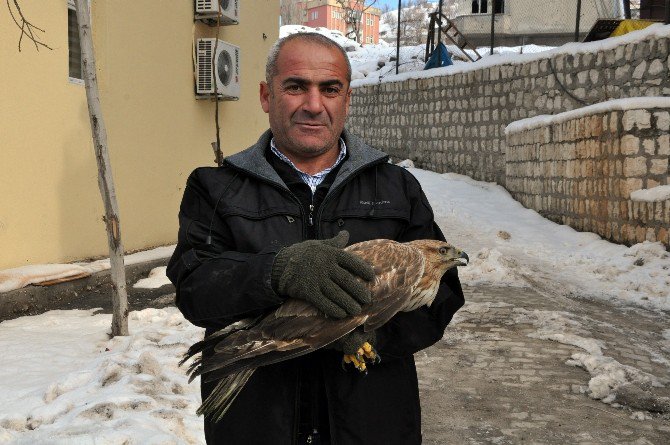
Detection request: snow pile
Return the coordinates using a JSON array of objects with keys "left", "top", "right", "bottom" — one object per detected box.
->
[
  {"left": 0, "top": 246, "right": 175, "bottom": 294},
  {"left": 513, "top": 308, "right": 669, "bottom": 410},
  {"left": 412, "top": 168, "right": 670, "bottom": 310},
  {"left": 0, "top": 308, "right": 204, "bottom": 444},
  {"left": 134, "top": 266, "right": 172, "bottom": 289},
  {"left": 631, "top": 184, "right": 670, "bottom": 203}
]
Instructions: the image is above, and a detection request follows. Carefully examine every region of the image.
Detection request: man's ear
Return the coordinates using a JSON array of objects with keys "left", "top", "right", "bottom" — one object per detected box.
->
[
  {"left": 344, "top": 87, "right": 352, "bottom": 116},
  {"left": 259, "top": 81, "right": 271, "bottom": 114}
]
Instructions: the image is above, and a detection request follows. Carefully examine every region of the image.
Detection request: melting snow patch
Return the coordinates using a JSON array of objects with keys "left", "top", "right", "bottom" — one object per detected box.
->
[{"left": 134, "top": 266, "right": 171, "bottom": 289}]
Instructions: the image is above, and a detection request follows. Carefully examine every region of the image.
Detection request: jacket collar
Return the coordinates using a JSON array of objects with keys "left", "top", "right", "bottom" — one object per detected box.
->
[{"left": 224, "top": 129, "right": 388, "bottom": 190}]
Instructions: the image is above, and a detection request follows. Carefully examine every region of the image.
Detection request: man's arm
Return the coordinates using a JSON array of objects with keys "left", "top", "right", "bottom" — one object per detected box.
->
[
  {"left": 373, "top": 171, "right": 465, "bottom": 359},
  {"left": 166, "top": 168, "right": 283, "bottom": 330}
]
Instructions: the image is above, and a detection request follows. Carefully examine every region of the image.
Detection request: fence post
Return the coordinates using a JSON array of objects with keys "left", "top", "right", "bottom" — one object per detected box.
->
[
  {"left": 490, "top": 1, "right": 496, "bottom": 54},
  {"left": 623, "top": 0, "right": 631, "bottom": 19},
  {"left": 575, "top": 0, "right": 582, "bottom": 42},
  {"left": 437, "top": 0, "right": 444, "bottom": 65}
]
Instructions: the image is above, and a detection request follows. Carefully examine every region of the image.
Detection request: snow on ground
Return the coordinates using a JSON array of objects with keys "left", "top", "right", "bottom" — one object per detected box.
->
[
  {"left": 0, "top": 308, "right": 204, "bottom": 444},
  {"left": 0, "top": 246, "right": 175, "bottom": 293},
  {"left": 353, "top": 23, "right": 670, "bottom": 87},
  {"left": 134, "top": 266, "right": 172, "bottom": 289},
  {"left": 0, "top": 167, "right": 668, "bottom": 443},
  {"left": 412, "top": 168, "right": 670, "bottom": 311},
  {"left": 278, "top": 24, "right": 555, "bottom": 83}
]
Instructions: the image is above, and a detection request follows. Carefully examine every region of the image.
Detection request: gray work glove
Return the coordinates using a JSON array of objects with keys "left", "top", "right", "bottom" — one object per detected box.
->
[
  {"left": 331, "top": 328, "right": 377, "bottom": 355},
  {"left": 271, "top": 231, "right": 374, "bottom": 319}
]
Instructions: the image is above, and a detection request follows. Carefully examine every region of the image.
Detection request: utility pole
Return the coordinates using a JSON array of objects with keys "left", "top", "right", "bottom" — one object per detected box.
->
[{"left": 396, "top": 0, "right": 401, "bottom": 74}]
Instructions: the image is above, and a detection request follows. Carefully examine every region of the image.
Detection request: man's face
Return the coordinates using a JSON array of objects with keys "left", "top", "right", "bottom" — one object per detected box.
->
[{"left": 260, "top": 40, "right": 351, "bottom": 162}]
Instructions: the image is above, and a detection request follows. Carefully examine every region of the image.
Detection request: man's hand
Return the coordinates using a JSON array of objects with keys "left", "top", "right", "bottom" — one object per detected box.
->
[{"left": 271, "top": 231, "right": 375, "bottom": 319}]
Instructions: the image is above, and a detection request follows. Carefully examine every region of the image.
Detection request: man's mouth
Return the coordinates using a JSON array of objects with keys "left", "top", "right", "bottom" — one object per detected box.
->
[{"left": 295, "top": 122, "right": 325, "bottom": 127}]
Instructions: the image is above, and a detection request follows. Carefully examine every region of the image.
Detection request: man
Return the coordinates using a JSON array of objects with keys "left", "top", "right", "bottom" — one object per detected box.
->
[{"left": 167, "top": 33, "right": 464, "bottom": 444}]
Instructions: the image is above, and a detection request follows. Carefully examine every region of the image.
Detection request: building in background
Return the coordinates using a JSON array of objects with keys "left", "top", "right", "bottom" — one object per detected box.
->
[
  {"left": 302, "top": 0, "right": 381, "bottom": 44},
  {"left": 0, "top": 0, "right": 277, "bottom": 270},
  {"left": 451, "top": 0, "right": 627, "bottom": 47}
]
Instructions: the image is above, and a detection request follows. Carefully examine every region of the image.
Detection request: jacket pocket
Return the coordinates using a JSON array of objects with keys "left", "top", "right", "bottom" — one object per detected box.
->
[
  {"left": 220, "top": 207, "right": 303, "bottom": 253},
  {"left": 320, "top": 207, "right": 410, "bottom": 244}
]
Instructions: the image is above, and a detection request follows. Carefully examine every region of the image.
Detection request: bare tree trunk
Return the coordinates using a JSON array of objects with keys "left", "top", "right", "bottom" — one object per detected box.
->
[{"left": 75, "top": 0, "right": 129, "bottom": 336}]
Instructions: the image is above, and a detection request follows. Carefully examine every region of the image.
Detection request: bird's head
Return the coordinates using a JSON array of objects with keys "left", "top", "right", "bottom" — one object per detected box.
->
[{"left": 407, "top": 239, "right": 469, "bottom": 273}]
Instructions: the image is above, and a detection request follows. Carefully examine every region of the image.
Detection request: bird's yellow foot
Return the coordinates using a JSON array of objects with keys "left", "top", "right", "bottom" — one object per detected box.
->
[{"left": 342, "top": 342, "right": 380, "bottom": 373}]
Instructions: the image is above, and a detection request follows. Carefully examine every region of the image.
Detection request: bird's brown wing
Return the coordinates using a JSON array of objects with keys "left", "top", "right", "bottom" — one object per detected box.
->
[
  {"left": 199, "top": 298, "right": 365, "bottom": 381},
  {"left": 195, "top": 239, "right": 425, "bottom": 382},
  {"left": 346, "top": 239, "right": 425, "bottom": 331}
]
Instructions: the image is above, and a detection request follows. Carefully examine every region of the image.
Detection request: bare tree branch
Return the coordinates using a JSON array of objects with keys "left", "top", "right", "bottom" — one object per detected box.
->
[
  {"left": 335, "top": 0, "right": 378, "bottom": 43},
  {"left": 6, "top": 0, "right": 53, "bottom": 52}
]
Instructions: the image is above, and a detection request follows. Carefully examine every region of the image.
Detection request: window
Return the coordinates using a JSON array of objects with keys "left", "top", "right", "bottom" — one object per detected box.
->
[
  {"left": 366, "top": 16, "right": 373, "bottom": 26},
  {"left": 310, "top": 10, "right": 319, "bottom": 20},
  {"left": 472, "top": 1, "right": 504, "bottom": 14},
  {"left": 367, "top": 35, "right": 373, "bottom": 43},
  {"left": 68, "top": 0, "right": 83, "bottom": 81},
  {"left": 471, "top": 0, "right": 487, "bottom": 14}
]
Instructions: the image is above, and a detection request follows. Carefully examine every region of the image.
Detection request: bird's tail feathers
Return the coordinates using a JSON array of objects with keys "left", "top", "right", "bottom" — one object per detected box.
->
[
  {"left": 197, "top": 369, "right": 255, "bottom": 423},
  {"left": 180, "top": 317, "right": 261, "bottom": 373}
]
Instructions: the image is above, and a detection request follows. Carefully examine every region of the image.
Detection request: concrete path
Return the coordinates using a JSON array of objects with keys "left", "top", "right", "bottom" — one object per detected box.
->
[{"left": 419, "top": 285, "right": 670, "bottom": 445}]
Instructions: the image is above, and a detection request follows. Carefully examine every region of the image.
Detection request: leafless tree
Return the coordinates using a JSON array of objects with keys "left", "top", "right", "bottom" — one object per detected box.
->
[
  {"left": 280, "top": 0, "right": 304, "bottom": 25},
  {"left": 335, "top": 0, "right": 378, "bottom": 43},
  {"left": 382, "top": 0, "right": 459, "bottom": 46},
  {"left": 5, "top": 0, "right": 52, "bottom": 51},
  {"left": 6, "top": 0, "right": 129, "bottom": 336},
  {"left": 74, "top": 0, "right": 129, "bottom": 336}
]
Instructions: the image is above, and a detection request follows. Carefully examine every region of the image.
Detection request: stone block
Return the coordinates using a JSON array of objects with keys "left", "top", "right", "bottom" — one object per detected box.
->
[
  {"left": 620, "top": 135, "right": 640, "bottom": 155},
  {"left": 648, "top": 59, "right": 664, "bottom": 76},
  {"left": 655, "top": 111, "right": 670, "bottom": 131},
  {"left": 632, "top": 61, "right": 647, "bottom": 80},
  {"left": 643, "top": 138, "right": 656, "bottom": 155},
  {"left": 650, "top": 158, "right": 669, "bottom": 175},
  {"left": 658, "top": 134, "right": 670, "bottom": 155},
  {"left": 624, "top": 157, "right": 647, "bottom": 176},
  {"left": 622, "top": 109, "right": 651, "bottom": 131}
]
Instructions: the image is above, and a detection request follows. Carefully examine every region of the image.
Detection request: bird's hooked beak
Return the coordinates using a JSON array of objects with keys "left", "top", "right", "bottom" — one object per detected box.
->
[{"left": 458, "top": 250, "right": 469, "bottom": 266}]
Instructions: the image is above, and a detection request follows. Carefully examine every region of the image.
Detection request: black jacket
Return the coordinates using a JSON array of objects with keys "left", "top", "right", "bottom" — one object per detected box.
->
[{"left": 167, "top": 130, "right": 464, "bottom": 445}]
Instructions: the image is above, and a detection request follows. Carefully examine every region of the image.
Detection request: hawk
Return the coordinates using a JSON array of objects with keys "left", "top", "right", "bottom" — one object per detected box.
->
[{"left": 182, "top": 238, "right": 468, "bottom": 421}]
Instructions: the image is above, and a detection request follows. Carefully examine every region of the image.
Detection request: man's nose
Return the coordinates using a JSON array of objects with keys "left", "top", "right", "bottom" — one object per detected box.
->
[{"left": 302, "top": 88, "right": 325, "bottom": 115}]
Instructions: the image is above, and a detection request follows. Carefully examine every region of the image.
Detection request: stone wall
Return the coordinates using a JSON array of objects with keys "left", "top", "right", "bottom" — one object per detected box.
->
[
  {"left": 347, "top": 26, "right": 670, "bottom": 185},
  {"left": 505, "top": 102, "right": 669, "bottom": 247}
]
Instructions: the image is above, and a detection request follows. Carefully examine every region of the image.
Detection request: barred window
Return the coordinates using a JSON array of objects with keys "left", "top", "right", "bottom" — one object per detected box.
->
[{"left": 68, "top": 0, "right": 83, "bottom": 81}]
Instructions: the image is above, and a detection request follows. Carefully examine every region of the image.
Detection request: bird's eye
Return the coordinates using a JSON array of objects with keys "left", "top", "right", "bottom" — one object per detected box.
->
[{"left": 438, "top": 247, "right": 448, "bottom": 255}]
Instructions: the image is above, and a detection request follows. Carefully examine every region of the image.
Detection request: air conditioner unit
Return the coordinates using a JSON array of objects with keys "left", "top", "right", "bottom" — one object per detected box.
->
[
  {"left": 196, "top": 38, "right": 240, "bottom": 100},
  {"left": 195, "top": 0, "right": 239, "bottom": 25}
]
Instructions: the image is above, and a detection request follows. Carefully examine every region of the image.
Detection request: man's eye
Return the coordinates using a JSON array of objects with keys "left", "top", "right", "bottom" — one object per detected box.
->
[
  {"left": 323, "top": 87, "right": 340, "bottom": 96},
  {"left": 285, "top": 85, "right": 303, "bottom": 93}
]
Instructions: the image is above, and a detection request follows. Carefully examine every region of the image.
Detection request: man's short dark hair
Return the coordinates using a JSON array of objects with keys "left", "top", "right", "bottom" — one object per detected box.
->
[{"left": 265, "top": 32, "right": 352, "bottom": 86}]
